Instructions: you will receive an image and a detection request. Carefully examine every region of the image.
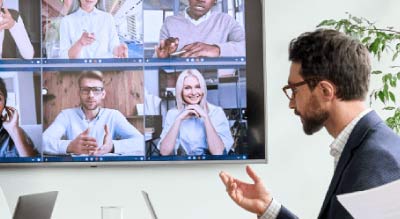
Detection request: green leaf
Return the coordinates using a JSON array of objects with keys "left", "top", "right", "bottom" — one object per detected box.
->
[
  {"left": 383, "top": 106, "right": 396, "bottom": 110},
  {"left": 389, "top": 92, "right": 396, "bottom": 102},
  {"left": 362, "top": 36, "right": 371, "bottom": 43},
  {"left": 317, "top": 19, "right": 337, "bottom": 27},
  {"left": 390, "top": 78, "right": 397, "bottom": 88},
  {"left": 351, "top": 16, "right": 362, "bottom": 24},
  {"left": 383, "top": 74, "right": 392, "bottom": 83},
  {"left": 393, "top": 51, "right": 399, "bottom": 61},
  {"left": 369, "top": 38, "right": 381, "bottom": 54},
  {"left": 372, "top": 70, "right": 382, "bottom": 75},
  {"left": 376, "top": 32, "right": 387, "bottom": 38},
  {"left": 397, "top": 72, "right": 400, "bottom": 80},
  {"left": 384, "top": 83, "right": 389, "bottom": 92},
  {"left": 378, "top": 91, "right": 385, "bottom": 103}
]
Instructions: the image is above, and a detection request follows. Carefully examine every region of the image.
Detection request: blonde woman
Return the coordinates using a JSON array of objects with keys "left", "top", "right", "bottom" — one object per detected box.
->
[{"left": 159, "top": 69, "right": 233, "bottom": 156}]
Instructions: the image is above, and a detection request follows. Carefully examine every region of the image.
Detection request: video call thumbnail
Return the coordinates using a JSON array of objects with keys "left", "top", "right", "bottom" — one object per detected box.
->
[
  {"left": 41, "top": 70, "right": 145, "bottom": 157},
  {"left": 42, "top": 0, "right": 143, "bottom": 59},
  {"left": 0, "top": 71, "right": 42, "bottom": 161},
  {"left": 144, "top": 66, "right": 248, "bottom": 157}
]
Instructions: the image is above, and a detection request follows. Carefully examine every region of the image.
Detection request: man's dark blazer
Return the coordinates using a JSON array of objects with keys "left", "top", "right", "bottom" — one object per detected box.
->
[{"left": 277, "top": 111, "right": 400, "bottom": 219}]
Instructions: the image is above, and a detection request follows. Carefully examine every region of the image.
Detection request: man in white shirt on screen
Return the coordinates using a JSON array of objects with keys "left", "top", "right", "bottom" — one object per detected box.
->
[
  {"left": 0, "top": 0, "right": 34, "bottom": 59},
  {"left": 42, "top": 71, "right": 144, "bottom": 156}
]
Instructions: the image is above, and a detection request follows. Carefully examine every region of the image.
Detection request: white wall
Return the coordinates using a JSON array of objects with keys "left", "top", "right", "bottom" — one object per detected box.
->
[
  {"left": 1, "top": 0, "right": 400, "bottom": 219},
  {"left": 18, "top": 72, "right": 37, "bottom": 125}
]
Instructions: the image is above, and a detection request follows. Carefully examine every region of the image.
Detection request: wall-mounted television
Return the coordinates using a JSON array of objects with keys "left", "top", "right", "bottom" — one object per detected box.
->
[{"left": 0, "top": 0, "right": 265, "bottom": 165}]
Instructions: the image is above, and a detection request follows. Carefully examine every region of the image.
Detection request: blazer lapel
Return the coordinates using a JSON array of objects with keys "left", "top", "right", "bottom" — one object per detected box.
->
[{"left": 318, "top": 111, "right": 382, "bottom": 218}]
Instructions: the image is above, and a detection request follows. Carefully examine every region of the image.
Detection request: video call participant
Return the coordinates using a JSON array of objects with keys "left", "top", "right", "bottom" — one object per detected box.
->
[
  {"left": 155, "top": 0, "right": 245, "bottom": 58},
  {"left": 42, "top": 71, "right": 144, "bottom": 156},
  {"left": 219, "top": 29, "right": 400, "bottom": 219},
  {"left": 0, "top": 0, "right": 34, "bottom": 59},
  {"left": 158, "top": 69, "right": 233, "bottom": 156},
  {"left": 59, "top": 0, "right": 127, "bottom": 59},
  {"left": 0, "top": 78, "right": 36, "bottom": 157}
]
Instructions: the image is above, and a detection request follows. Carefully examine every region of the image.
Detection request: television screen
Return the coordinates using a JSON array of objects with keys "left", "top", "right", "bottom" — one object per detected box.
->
[{"left": 0, "top": 0, "right": 265, "bottom": 164}]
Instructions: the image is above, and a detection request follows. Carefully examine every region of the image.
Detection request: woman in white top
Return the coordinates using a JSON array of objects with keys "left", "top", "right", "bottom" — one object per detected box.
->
[
  {"left": 159, "top": 69, "right": 233, "bottom": 156},
  {"left": 59, "top": 0, "right": 127, "bottom": 59}
]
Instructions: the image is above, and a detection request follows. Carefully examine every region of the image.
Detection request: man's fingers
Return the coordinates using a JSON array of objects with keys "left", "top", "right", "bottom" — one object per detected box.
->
[
  {"left": 182, "top": 43, "right": 196, "bottom": 51},
  {"left": 246, "top": 165, "right": 261, "bottom": 183},
  {"left": 79, "top": 137, "right": 97, "bottom": 149},
  {"left": 181, "top": 45, "right": 202, "bottom": 57},
  {"left": 80, "top": 135, "right": 97, "bottom": 142},
  {"left": 219, "top": 171, "right": 231, "bottom": 185},
  {"left": 219, "top": 171, "right": 237, "bottom": 193}
]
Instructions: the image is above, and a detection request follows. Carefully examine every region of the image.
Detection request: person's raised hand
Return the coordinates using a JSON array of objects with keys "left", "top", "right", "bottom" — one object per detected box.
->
[
  {"left": 155, "top": 37, "right": 179, "bottom": 58},
  {"left": 219, "top": 165, "right": 272, "bottom": 216},
  {"left": 2, "top": 106, "right": 19, "bottom": 133},
  {"left": 0, "top": 8, "right": 16, "bottom": 30},
  {"left": 78, "top": 31, "right": 96, "bottom": 47}
]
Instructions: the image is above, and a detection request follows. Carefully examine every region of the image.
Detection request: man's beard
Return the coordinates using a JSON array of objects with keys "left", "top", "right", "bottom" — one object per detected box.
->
[
  {"left": 82, "top": 101, "right": 99, "bottom": 111},
  {"left": 296, "top": 95, "right": 329, "bottom": 135}
]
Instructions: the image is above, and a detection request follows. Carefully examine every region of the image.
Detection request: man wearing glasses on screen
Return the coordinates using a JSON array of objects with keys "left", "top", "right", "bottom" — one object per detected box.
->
[{"left": 42, "top": 71, "right": 144, "bottom": 156}]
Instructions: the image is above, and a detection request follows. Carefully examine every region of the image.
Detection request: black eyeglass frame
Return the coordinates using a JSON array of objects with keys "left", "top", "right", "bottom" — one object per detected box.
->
[
  {"left": 282, "top": 78, "right": 321, "bottom": 100},
  {"left": 79, "top": 87, "right": 105, "bottom": 95}
]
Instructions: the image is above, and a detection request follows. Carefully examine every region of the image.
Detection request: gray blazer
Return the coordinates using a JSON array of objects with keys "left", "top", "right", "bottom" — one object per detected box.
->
[{"left": 277, "top": 111, "right": 400, "bottom": 219}]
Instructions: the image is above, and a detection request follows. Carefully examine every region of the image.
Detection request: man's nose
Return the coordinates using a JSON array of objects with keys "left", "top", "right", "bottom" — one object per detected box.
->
[
  {"left": 88, "top": 90, "right": 95, "bottom": 97},
  {"left": 288, "top": 98, "right": 295, "bottom": 109}
]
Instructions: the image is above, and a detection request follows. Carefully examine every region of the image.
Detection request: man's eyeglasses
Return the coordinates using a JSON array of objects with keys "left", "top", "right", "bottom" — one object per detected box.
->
[
  {"left": 282, "top": 79, "right": 316, "bottom": 100},
  {"left": 79, "top": 87, "right": 104, "bottom": 96}
]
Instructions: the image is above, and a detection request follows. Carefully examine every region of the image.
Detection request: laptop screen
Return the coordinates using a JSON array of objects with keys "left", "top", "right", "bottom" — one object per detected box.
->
[
  {"left": 142, "top": 190, "right": 158, "bottom": 219},
  {"left": 13, "top": 191, "right": 58, "bottom": 219}
]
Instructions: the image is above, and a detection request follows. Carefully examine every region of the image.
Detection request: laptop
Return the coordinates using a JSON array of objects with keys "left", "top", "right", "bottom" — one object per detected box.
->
[
  {"left": 141, "top": 190, "right": 158, "bottom": 219},
  {"left": 13, "top": 191, "right": 58, "bottom": 219}
]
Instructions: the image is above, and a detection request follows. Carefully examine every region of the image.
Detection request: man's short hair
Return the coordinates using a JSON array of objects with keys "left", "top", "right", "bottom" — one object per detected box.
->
[
  {"left": 289, "top": 28, "right": 371, "bottom": 101},
  {"left": 0, "top": 78, "right": 7, "bottom": 106},
  {"left": 78, "top": 71, "right": 104, "bottom": 87}
]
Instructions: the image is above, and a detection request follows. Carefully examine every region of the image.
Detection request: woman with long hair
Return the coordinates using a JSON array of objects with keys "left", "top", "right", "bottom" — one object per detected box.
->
[{"left": 159, "top": 69, "right": 233, "bottom": 155}]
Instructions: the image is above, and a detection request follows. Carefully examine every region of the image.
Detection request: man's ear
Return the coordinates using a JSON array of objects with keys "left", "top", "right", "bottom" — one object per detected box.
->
[{"left": 319, "top": 81, "right": 335, "bottom": 99}]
